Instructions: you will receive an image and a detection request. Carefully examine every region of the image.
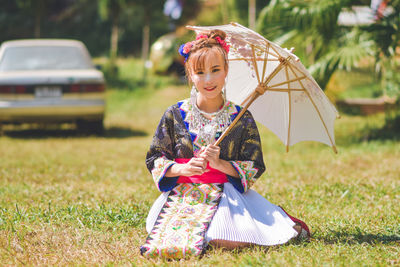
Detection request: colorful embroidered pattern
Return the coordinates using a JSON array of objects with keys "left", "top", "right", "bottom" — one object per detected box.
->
[
  {"left": 141, "top": 183, "right": 224, "bottom": 259},
  {"left": 146, "top": 100, "right": 266, "bottom": 193},
  {"left": 178, "top": 99, "right": 239, "bottom": 154},
  {"left": 152, "top": 156, "right": 176, "bottom": 191},
  {"left": 230, "top": 161, "right": 259, "bottom": 192}
]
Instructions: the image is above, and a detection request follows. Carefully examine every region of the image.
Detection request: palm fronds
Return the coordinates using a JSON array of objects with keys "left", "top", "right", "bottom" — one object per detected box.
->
[{"left": 257, "top": 0, "right": 400, "bottom": 93}]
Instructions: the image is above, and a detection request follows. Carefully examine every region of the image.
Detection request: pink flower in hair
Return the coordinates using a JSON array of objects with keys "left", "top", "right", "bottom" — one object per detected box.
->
[
  {"left": 215, "top": 36, "right": 230, "bottom": 54},
  {"left": 182, "top": 41, "right": 194, "bottom": 54},
  {"left": 196, "top": 34, "right": 208, "bottom": 40}
]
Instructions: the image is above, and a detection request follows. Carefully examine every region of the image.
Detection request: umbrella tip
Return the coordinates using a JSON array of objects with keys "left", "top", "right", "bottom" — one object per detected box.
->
[
  {"left": 286, "top": 145, "right": 289, "bottom": 153},
  {"left": 333, "top": 146, "right": 338, "bottom": 154}
]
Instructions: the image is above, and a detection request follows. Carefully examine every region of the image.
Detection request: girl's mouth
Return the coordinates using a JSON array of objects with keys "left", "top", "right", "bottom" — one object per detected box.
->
[{"left": 204, "top": 86, "right": 216, "bottom": 91}]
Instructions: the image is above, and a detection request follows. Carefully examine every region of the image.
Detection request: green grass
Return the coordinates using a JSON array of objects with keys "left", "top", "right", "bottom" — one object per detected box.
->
[
  {"left": 334, "top": 69, "right": 383, "bottom": 99},
  {"left": 94, "top": 57, "right": 183, "bottom": 91},
  {"left": 325, "top": 68, "right": 384, "bottom": 102},
  {"left": 0, "top": 65, "right": 399, "bottom": 265}
]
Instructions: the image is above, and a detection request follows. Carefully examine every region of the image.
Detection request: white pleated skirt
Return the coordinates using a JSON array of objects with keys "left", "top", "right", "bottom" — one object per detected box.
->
[{"left": 146, "top": 183, "right": 298, "bottom": 246}]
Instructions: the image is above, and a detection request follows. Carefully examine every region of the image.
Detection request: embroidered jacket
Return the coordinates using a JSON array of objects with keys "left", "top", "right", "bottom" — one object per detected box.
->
[{"left": 145, "top": 99, "right": 266, "bottom": 193}]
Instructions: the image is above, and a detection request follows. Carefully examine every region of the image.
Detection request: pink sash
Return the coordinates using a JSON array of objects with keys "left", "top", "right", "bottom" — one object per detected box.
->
[{"left": 175, "top": 158, "right": 228, "bottom": 184}]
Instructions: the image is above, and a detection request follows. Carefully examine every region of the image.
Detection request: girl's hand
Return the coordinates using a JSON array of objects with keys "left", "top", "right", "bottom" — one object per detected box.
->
[
  {"left": 178, "top": 157, "right": 208, "bottom": 176},
  {"left": 198, "top": 145, "right": 221, "bottom": 169}
]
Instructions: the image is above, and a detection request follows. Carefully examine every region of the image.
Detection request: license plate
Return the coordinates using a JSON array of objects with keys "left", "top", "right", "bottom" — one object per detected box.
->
[{"left": 35, "top": 86, "right": 62, "bottom": 98}]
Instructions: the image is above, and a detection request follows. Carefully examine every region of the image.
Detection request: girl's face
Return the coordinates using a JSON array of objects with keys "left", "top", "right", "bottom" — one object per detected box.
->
[{"left": 189, "top": 50, "right": 227, "bottom": 101}]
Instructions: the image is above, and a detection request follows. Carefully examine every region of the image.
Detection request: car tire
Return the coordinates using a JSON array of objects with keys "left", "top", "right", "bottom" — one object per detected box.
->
[{"left": 77, "top": 120, "right": 104, "bottom": 135}]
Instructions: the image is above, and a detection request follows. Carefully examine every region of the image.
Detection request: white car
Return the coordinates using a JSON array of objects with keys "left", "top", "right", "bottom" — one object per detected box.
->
[{"left": 0, "top": 39, "right": 105, "bottom": 133}]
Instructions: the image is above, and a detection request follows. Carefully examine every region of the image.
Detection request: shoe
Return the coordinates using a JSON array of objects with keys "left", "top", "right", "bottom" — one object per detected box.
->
[{"left": 279, "top": 206, "right": 311, "bottom": 239}]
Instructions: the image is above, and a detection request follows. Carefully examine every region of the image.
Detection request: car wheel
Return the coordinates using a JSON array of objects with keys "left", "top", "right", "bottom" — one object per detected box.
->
[{"left": 77, "top": 120, "right": 104, "bottom": 135}]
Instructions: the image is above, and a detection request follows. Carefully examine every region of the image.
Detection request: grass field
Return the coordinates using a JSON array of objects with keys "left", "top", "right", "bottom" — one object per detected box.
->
[{"left": 1, "top": 79, "right": 399, "bottom": 265}]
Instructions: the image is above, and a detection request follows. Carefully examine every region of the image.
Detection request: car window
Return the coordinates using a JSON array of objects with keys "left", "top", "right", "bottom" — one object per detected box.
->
[{"left": 0, "top": 46, "right": 93, "bottom": 71}]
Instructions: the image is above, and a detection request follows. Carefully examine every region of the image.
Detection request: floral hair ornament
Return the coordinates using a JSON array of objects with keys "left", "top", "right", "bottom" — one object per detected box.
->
[
  {"left": 179, "top": 33, "right": 230, "bottom": 62},
  {"left": 196, "top": 34, "right": 209, "bottom": 40},
  {"left": 196, "top": 34, "right": 230, "bottom": 54},
  {"left": 215, "top": 36, "right": 230, "bottom": 54},
  {"left": 179, "top": 41, "right": 194, "bottom": 62},
  {"left": 178, "top": 34, "right": 208, "bottom": 62}
]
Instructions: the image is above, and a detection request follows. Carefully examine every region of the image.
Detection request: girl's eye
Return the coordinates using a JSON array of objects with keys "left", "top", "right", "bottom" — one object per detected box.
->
[
  {"left": 196, "top": 71, "right": 204, "bottom": 75},
  {"left": 212, "top": 68, "right": 220, "bottom": 73}
]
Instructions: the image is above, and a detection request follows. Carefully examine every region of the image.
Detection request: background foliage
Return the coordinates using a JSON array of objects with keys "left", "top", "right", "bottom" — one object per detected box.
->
[
  {"left": 0, "top": 0, "right": 198, "bottom": 56},
  {"left": 257, "top": 0, "right": 400, "bottom": 96}
]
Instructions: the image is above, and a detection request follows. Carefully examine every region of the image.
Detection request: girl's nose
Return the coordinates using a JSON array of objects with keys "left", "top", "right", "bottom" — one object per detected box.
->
[{"left": 205, "top": 73, "right": 211, "bottom": 82}]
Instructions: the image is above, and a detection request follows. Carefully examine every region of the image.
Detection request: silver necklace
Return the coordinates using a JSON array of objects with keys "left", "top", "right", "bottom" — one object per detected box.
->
[
  {"left": 192, "top": 98, "right": 226, "bottom": 117},
  {"left": 189, "top": 93, "right": 231, "bottom": 145}
]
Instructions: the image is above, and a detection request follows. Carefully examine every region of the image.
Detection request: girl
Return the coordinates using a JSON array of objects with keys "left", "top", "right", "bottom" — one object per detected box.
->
[{"left": 141, "top": 30, "right": 309, "bottom": 259}]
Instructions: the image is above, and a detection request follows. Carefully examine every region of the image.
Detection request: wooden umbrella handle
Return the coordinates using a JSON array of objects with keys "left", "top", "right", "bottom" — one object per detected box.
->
[{"left": 214, "top": 91, "right": 261, "bottom": 146}]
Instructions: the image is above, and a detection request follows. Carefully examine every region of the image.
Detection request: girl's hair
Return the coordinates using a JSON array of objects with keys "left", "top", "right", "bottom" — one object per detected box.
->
[{"left": 184, "top": 30, "right": 229, "bottom": 79}]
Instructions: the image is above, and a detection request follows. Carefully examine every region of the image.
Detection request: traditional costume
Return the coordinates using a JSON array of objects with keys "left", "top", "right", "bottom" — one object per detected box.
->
[{"left": 140, "top": 98, "right": 306, "bottom": 259}]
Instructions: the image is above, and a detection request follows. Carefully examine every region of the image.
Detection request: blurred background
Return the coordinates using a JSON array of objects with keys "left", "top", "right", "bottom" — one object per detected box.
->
[{"left": 0, "top": 0, "right": 399, "bottom": 134}]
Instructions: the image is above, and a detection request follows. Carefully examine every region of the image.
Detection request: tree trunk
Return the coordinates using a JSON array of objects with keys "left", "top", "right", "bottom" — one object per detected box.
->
[
  {"left": 248, "top": 0, "right": 256, "bottom": 30},
  {"left": 34, "top": 11, "right": 41, "bottom": 38},
  {"left": 34, "top": 0, "right": 44, "bottom": 38},
  {"left": 221, "top": 0, "right": 229, "bottom": 24},
  {"left": 141, "top": 13, "right": 150, "bottom": 82},
  {"left": 110, "top": 14, "right": 119, "bottom": 63}
]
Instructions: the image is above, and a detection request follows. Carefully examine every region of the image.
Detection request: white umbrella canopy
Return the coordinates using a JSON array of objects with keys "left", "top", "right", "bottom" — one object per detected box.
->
[{"left": 187, "top": 22, "right": 340, "bottom": 153}]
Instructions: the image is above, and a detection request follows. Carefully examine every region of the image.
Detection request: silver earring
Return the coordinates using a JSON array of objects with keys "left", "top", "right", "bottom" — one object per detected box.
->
[
  {"left": 223, "top": 77, "right": 228, "bottom": 102},
  {"left": 190, "top": 85, "right": 197, "bottom": 107},
  {"left": 222, "top": 86, "right": 227, "bottom": 103}
]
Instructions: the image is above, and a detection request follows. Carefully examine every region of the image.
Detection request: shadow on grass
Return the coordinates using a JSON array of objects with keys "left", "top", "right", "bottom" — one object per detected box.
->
[
  {"left": 201, "top": 237, "right": 312, "bottom": 258},
  {"left": 320, "top": 231, "right": 400, "bottom": 245},
  {"left": 2, "top": 126, "right": 148, "bottom": 139},
  {"left": 363, "top": 115, "right": 400, "bottom": 142},
  {"left": 104, "top": 126, "right": 148, "bottom": 138}
]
